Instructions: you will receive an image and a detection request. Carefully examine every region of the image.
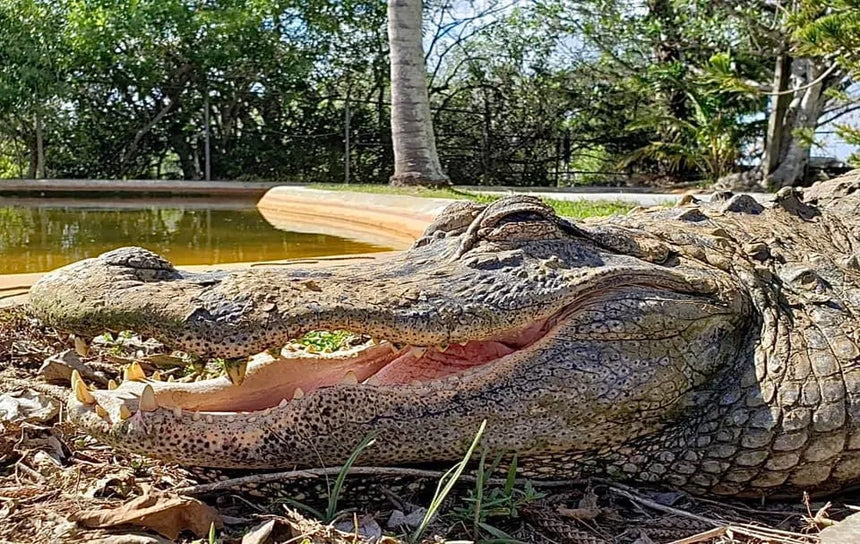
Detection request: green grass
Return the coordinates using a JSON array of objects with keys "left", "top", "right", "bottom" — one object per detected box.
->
[
  {"left": 308, "top": 183, "right": 634, "bottom": 219},
  {"left": 297, "top": 329, "right": 361, "bottom": 352}
]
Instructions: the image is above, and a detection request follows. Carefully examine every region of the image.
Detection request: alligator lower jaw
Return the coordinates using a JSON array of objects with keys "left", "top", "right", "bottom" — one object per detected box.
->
[{"left": 75, "top": 310, "right": 562, "bottom": 421}]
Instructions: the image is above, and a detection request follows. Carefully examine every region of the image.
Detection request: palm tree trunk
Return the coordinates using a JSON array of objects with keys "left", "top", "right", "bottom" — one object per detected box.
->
[{"left": 387, "top": 0, "right": 449, "bottom": 187}]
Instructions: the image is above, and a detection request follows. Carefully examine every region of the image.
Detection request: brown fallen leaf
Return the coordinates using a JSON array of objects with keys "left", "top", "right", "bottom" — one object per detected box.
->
[
  {"left": 71, "top": 490, "right": 223, "bottom": 539},
  {"left": 558, "top": 488, "right": 602, "bottom": 521},
  {"left": 88, "top": 534, "right": 175, "bottom": 544},
  {"left": 820, "top": 511, "right": 860, "bottom": 544},
  {"left": 0, "top": 389, "right": 60, "bottom": 423},
  {"left": 241, "top": 519, "right": 277, "bottom": 544}
]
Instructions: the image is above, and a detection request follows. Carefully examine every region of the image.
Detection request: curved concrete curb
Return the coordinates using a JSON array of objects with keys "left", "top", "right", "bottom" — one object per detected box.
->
[{"left": 257, "top": 187, "right": 453, "bottom": 249}]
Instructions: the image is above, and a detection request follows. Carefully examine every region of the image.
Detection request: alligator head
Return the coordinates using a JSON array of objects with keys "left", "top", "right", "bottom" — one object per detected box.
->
[{"left": 28, "top": 185, "right": 860, "bottom": 497}]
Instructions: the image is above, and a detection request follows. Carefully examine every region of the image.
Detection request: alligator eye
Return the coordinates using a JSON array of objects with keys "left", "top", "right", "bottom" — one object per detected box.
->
[
  {"left": 494, "top": 211, "right": 546, "bottom": 225},
  {"left": 454, "top": 196, "right": 591, "bottom": 258}
]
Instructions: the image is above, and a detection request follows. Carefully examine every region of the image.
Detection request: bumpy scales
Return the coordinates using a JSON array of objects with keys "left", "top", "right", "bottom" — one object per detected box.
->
[{"left": 28, "top": 172, "right": 860, "bottom": 498}]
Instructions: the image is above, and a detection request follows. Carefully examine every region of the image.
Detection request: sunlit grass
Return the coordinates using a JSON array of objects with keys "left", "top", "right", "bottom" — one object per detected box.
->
[{"left": 308, "top": 183, "right": 634, "bottom": 218}]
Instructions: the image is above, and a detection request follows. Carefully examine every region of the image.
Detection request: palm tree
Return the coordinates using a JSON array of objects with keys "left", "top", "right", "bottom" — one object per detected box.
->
[{"left": 387, "top": 0, "right": 450, "bottom": 187}]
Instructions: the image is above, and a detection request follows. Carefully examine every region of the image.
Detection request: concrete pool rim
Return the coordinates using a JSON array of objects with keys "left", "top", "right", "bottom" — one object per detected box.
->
[{"left": 0, "top": 187, "right": 452, "bottom": 305}]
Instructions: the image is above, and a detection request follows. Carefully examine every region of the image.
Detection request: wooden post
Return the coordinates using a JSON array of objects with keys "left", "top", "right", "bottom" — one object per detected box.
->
[
  {"left": 344, "top": 88, "right": 351, "bottom": 184},
  {"left": 482, "top": 94, "right": 490, "bottom": 183},
  {"left": 204, "top": 94, "right": 211, "bottom": 181}
]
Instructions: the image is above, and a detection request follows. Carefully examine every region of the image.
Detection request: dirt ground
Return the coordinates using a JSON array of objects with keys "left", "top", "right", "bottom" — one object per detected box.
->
[{"left": 0, "top": 305, "right": 856, "bottom": 544}]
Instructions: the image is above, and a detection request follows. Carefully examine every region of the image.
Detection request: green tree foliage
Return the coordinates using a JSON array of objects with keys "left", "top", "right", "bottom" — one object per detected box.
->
[
  {"left": 0, "top": 0, "right": 855, "bottom": 185},
  {"left": 1, "top": 0, "right": 388, "bottom": 181},
  {"left": 793, "top": 0, "right": 860, "bottom": 167}
]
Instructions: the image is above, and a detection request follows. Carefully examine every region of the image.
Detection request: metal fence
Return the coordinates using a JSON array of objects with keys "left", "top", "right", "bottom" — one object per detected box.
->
[{"left": 245, "top": 95, "right": 634, "bottom": 187}]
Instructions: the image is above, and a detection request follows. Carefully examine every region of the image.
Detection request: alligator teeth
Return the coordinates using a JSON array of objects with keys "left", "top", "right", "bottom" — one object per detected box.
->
[
  {"left": 390, "top": 343, "right": 404, "bottom": 353},
  {"left": 119, "top": 405, "right": 133, "bottom": 420},
  {"left": 139, "top": 385, "right": 158, "bottom": 412},
  {"left": 459, "top": 342, "right": 468, "bottom": 347},
  {"left": 151, "top": 370, "right": 163, "bottom": 381},
  {"left": 167, "top": 375, "right": 175, "bottom": 382},
  {"left": 172, "top": 406, "right": 183, "bottom": 418},
  {"left": 410, "top": 346, "right": 427, "bottom": 359},
  {"left": 95, "top": 405, "right": 109, "bottom": 419},
  {"left": 223, "top": 359, "right": 248, "bottom": 386},
  {"left": 292, "top": 387, "right": 305, "bottom": 400},
  {"left": 371, "top": 337, "right": 381, "bottom": 345},
  {"left": 341, "top": 370, "right": 358, "bottom": 384},
  {"left": 124, "top": 362, "right": 146, "bottom": 382},
  {"left": 437, "top": 344, "right": 449, "bottom": 353},
  {"left": 278, "top": 398, "right": 289, "bottom": 408},
  {"left": 71, "top": 370, "right": 95, "bottom": 404},
  {"left": 107, "top": 379, "right": 118, "bottom": 390},
  {"left": 73, "top": 335, "right": 89, "bottom": 357}
]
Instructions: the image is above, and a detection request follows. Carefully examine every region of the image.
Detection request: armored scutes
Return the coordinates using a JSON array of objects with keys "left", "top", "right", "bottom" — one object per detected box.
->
[{"left": 28, "top": 172, "right": 860, "bottom": 498}]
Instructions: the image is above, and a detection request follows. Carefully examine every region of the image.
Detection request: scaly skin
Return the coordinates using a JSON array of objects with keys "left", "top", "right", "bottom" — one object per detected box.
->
[{"left": 28, "top": 172, "right": 860, "bottom": 498}]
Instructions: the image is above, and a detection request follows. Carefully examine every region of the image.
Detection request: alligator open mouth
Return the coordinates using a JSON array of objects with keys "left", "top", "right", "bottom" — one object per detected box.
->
[{"left": 74, "top": 308, "right": 564, "bottom": 421}]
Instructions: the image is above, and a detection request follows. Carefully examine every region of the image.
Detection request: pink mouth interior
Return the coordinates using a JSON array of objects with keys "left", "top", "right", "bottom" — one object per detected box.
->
[
  {"left": 135, "top": 318, "right": 555, "bottom": 414},
  {"left": 366, "top": 320, "right": 547, "bottom": 385}
]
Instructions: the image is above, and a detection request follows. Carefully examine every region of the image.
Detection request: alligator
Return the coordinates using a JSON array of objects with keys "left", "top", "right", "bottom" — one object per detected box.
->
[{"left": 27, "top": 172, "right": 860, "bottom": 498}]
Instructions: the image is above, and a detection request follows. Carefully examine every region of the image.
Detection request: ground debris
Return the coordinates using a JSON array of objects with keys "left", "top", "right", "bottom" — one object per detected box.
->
[
  {"left": 818, "top": 511, "right": 860, "bottom": 544},
  {"left": 0, "top": 388, "right": 60, "bottom": 423},
  {"left": 71, "top": 489, "right": 223, "bottom": 539},
  {"left": 39, "top": 349, "right": 109, "bottom": 386},
  {"left": 0, "top": 305, "right": 857, "bottom": 543}
]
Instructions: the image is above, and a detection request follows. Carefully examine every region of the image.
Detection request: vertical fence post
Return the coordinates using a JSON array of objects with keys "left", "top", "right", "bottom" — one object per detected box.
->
[
  {"left": 482, "top": 95, "right": 491, "bottom": 183},
  {"left": 204, "top": 93, "right": 211, "bottom": 181},
  {"left": 344, "top": 88, "right": 351, "bottom": 185}
]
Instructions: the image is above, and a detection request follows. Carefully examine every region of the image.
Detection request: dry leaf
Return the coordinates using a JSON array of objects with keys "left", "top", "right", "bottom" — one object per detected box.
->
[
  {"left": 820, "top": 512, "right": 860, "bottom": 544},
  {"left": 334, "top": 514, "right": 382, "bottom": 540},
  {"left": 241, "top": 519, "right": 277, "bottom": 544},
  {"left": 0, "top": 389, "right": 60, "bottom": 423},
  {"left": 84, "top": 469, "right": 137, "bottom": 499},
  {"left": 39, "top": 349, "right": 107, "bottom": 385},
  {"left": 71, "top": 490, "right": 222, "bottom": 539},
  {"left": 558, "top": 489, "right": 601, "bottom": 521},
  {"left": 88, "top": 534, "right": 174, "bottom": 544}
]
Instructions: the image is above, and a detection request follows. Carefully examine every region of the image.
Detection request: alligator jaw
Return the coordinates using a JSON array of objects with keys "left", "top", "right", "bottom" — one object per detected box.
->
[{"left": 68, "top": 300, "right": 575, "bottom": 422}]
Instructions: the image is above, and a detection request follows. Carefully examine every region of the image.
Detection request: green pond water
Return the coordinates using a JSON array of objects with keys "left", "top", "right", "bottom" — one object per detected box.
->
[{"left": 0, "top": 198, "right": 390, "bottom": 275}]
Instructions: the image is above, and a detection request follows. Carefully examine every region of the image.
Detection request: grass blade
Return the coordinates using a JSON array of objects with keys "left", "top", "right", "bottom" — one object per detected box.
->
[
  {"left": 412, "top": 419, "right": 487, "bottom": 543},
  {"left": 325, "top": 433, "right": 376, "bottom": 522}
]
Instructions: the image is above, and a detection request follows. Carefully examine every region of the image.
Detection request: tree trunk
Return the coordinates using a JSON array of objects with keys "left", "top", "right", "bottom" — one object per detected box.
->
[
  {"left": 387, "top": 0, "right": 450, "bottom": 187},
  {"left": 34, "top": 111, "right": 45, "bottom": 179},
  {"left": 766, "top": 58, "right": 829, "bottom": 188},
  {"left": 763, "top": 52, "right": 792, "bottom": 174},
  {"left": 168, "top": 132, "right": 198, "bottom": 180}
]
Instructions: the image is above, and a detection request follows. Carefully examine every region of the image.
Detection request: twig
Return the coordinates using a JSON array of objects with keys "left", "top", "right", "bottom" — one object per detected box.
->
[
  {"left": 727, "top": 525, "right": 815, "bottom": 544},
  {"left": 0, "top": 378, "right": 69, "bottom": 402},
  {"left": 14, "top": 461, "right": 45, "bottom": 484},
  {"left": 608, "top": 485, "right": 723, "bottom": 527},
  {"left": 175, "top": 466, "right": 582, "bottom": 496},
  {"left": 610, "top": 485, "right": 817, "bottom": 544},
  {"left": 666, "top": 527, "right": 727, "bottom": 544},
  {"left": 693, "top": 494, "right": 805, "bottom": 517}
]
